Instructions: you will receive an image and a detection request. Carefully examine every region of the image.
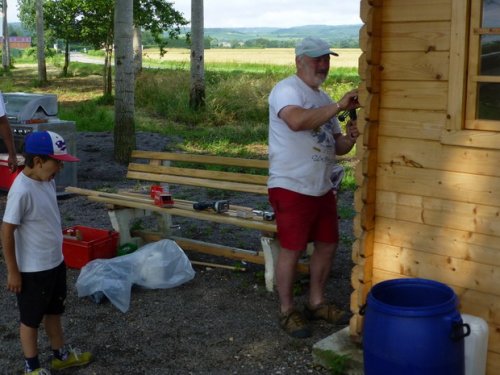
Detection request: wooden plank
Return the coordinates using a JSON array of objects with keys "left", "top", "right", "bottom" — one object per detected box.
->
[
  {"left": 459, "top": 288, "right": 500, "bottom": 326},
  {"left": 351, "top": 257, "right": 373, "bottom": 285},
  {"left": 464, "top": 0, "right": 482, "bottom": 132},
  {"left": 120, "top": 190, "right": 255, "bottom": 213},
  {"left": 68, "top": 187, "right": 257, "bottom": 216},
  {"left": 126, "top": 171, "right": 268, "bottom": 195},
  {"left": 190, "top": 260, "right": 246, "bottom": 271},
  {"left": 350, "top": 283, "right": 371, "bottom": 312},
  {"left": 381, "top": 21, "right": 450, "bottom": 52},
  {"left": 374, "top": 215, "right": 500, "bottom": 267},
  {"left": 487, "top": 351, "right": 500, "bottom": 375},
  {"left": 131, "top": 150, "right": 269, "bottom": 169},
  {"left": 380, "top": 81, "right": 448, "bottom": 110},
  {"left": 487, "top": 323, "right": 500, "bottom": 356},
  {"left": 376, "top": 164, "right": 500, "bottom": 207},
  {"left": 87, "top": 195, "right": 277, "bottom": 232},
  {"left": 368, "top": 64, "right": 382, "bottom": 94},
  {"left": 440, "top": 129, "right": 500, "bottom": 150},
  {"left": 447, "top": 0, "right": 468, "bottom": 132},
  {"left": 359, "top": 26, "right": 369, "bottom": 53},
  {"left": 376, "top": 191, "right": 500, "bottom": 238},
  {"left": 379, "top": 108, "right": 446, "bottom": 141},
  {"left": 378, "top": 136, "right": 500, "bottom": 177},
  {"left": 360, "top": 0, "right": 373, "bottom": 24},
  {"left": 382, "top": 0, "right": 451, "bottom": 22},
  {"left": 127, "top": 163, "right": 269, "bottom": 185},
  {"left": 131, "top": 233, "right": 310, "bottom": 274},
  {"left": 66, "top": 186, "right": 152, "bottom": 204},
  {"left": 380, "top": 51, "right": 449, "bottom": 81},
  {"left": 356, "top": 156, "right": 374, "bottom": 190},
  {"left": 134, "top": 232, "right": 263, "bottom": 263},
  {"left": 372, "top": 243, "right": 499, "bottom": 296},
  {"left": 356, "top": 230, "right": 375, "bottom": 259}
]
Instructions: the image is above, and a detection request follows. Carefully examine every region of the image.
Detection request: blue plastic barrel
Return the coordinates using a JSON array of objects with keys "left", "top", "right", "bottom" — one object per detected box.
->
[{"left": 362, "top": 278, "right": 470, "bottom": 375}]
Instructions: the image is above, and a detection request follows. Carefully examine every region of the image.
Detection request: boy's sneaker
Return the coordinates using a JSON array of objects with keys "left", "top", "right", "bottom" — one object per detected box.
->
[
  {"left": 50, "top": 347, "right": 92, "bottom": 370},
  {"left": 25, "top": 368, "right": 51, "bottom": 375},
  {"left": 279, "top": 309, "right": 311, "bottom": 338}
]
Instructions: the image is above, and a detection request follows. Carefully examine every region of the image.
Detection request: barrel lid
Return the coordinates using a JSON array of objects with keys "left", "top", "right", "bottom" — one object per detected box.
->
[{"left": 367, "top": 278, "right": 458, "bottom": 317}]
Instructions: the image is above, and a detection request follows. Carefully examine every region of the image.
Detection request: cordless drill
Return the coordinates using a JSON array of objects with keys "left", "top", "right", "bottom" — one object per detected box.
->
[{"left": 193, "top": 200, "right": 230, "bottom": 213}]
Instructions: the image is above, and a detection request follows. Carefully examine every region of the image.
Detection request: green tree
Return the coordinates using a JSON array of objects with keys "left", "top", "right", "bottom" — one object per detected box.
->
[
  {"left": 44, "top": 0, "right": 82, "bottom": 76},
  {"left": 79, "top": 0, "right": 114, "bottom": 95},
  {"left": 133, "top": 0, "right": 188, "bottom": 70},
  {"left": 18, "top": 0, "right": 187, "bottom": 95}
]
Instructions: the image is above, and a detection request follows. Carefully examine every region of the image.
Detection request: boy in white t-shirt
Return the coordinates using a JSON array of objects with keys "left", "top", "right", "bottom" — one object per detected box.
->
[{"left": 1, "top": 131, "right": 92, "bottom": 374}]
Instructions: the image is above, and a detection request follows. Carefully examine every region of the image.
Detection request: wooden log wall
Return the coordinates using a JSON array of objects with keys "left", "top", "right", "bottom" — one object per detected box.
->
[
  {"left": 353, "top": 0, "right": 500, "bottom": 373},
  {"left": 350, "top": 0, "right": 382, "bottom": 341}
]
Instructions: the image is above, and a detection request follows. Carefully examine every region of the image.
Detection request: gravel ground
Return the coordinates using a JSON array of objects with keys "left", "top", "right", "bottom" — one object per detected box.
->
[{"left": 0, "top": 132, "right": 355, "bottom": 374}]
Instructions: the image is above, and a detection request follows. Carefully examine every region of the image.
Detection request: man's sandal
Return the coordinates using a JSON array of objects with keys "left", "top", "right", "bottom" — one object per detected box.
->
[
  {"left": 304, "top": 303, "right": 349, "bottom": 325},
  {"left": 279, "top": 309, "right": 312, "bottom": 338}
]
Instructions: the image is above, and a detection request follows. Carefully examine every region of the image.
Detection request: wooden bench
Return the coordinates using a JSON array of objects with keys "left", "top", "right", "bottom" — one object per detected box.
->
[{"left": 67, "top": 150, "right": 310, "bottom": 291}]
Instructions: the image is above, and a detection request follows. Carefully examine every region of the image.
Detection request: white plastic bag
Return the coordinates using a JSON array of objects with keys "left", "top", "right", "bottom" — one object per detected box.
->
[{"left": 76, "top": 239, "right": 195, "bottom": 312}]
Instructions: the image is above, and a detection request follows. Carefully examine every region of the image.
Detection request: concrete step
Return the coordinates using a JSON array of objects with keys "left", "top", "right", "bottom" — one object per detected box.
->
[{"left": 312, "top": 327, "right": 364, "bottom": 374}]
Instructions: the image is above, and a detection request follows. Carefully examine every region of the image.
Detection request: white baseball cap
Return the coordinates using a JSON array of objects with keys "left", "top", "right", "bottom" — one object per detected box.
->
[{"left": 295, "top": 37, "right": 339, "bottom": 57}]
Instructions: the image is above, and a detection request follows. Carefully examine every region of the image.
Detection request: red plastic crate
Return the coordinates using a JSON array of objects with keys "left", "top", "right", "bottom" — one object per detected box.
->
[{"left": 62, "top": 225, "right": 119, "bottom": 269}]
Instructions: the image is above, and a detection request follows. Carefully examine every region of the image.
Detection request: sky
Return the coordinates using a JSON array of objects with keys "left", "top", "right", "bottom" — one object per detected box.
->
[{"left": 6, "top": 0, "right": 361, "bottom": 28}]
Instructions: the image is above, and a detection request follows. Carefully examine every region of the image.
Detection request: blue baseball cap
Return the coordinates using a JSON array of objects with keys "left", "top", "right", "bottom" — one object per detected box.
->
[
  {"left": 295, "top": 37, "right": 339, "bottom": 57},
  {"left": 25, "top": 130, "right": 79, "bottom": 162}
]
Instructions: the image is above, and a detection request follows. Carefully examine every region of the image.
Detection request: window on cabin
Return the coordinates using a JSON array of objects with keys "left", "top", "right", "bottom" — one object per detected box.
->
[{"left": 465, "top": 0, "right": 500, "bottom": 131}]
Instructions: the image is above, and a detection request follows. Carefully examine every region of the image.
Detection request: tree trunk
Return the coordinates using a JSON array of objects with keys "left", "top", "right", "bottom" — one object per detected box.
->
[
  {"left": 133, "top": 26, "right": 142, "bottom": 75},
  {"left": 2, "top": 0, "right": 10, "bottom": 70},
  {"left": 35, "top": 0, "right": 47, "bottom": 83},
  {"left": 189, "top": 0, "right": 205, "bottom": 110},
  {"left": 63, "top": 40, "right": 69, "bottom": 76},
  {"left": 113, "top": 0, "right": 135, "bottom": 163},
  {"left": 103, "top": 45, "right": 113, "bottom": 97}
]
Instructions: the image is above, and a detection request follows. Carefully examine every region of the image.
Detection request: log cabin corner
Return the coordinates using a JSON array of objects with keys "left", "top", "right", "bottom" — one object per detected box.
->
[{"left": 352, "top": 0, "right": 500, "bottom": 373}]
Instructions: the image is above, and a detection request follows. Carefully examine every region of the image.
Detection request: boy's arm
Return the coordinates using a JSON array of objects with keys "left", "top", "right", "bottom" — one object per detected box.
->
[{"left": 1, "top": 222, "right": 22, "bottom": 293}]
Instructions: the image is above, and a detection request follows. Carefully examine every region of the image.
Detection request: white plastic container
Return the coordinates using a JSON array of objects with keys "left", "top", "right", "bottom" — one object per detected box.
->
[{"left": 462, "top": 313, "right": 489, "bottom": 375}]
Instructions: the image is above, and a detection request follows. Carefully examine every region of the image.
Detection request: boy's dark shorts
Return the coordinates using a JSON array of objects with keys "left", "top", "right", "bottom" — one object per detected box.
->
[{"left": 17, "top": 261, "right": 67, "bottom": 328}]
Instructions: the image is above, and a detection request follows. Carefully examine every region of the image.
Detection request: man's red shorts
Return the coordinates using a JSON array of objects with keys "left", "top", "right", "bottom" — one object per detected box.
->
[{"left": 268, "top": 187, "right": 339, "bottom": 251}]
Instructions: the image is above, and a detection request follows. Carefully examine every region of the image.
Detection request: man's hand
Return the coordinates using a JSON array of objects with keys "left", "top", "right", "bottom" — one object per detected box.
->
[
  {"left": 8, "top": 154, "right": 18, "bottom": 173},
  {"left": 337, "top": 89, "right": 360, "bottom": 111},
  {"left": 346, "top": 120, "right": 360, "bottom": 144}
]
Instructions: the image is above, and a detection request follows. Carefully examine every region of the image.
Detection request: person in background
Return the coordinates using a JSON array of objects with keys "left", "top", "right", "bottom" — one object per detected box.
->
[
  {"left": 267, "top": 37, "right": 360, "bottom": 338},
  {"left": 0, "top": 91, "right": 18, "bottom": 172},
  {"left": 1, "top": 131, "right": 92, "bottom": 374}
]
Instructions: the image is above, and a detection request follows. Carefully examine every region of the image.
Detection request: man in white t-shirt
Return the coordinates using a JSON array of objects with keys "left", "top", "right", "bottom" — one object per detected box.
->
[
  {"left": 268, "top": 37, "right": 360, "bottom": 338},
  {"left": 0, "top": 92, "right": 18, "bottom": 171}
]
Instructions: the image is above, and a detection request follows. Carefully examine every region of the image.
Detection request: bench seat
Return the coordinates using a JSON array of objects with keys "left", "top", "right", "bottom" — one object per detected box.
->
[{"left": 67, "top": 150, "right": 310, "bottom": 291}]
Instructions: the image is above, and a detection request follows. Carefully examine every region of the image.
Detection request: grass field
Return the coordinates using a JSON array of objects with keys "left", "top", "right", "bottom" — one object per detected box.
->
[
  {"left": 143, "top": 47, "right": 361, "bottom": 68},
  {"left": 0, "top": 49, "right": 360, "bottom": 171}
]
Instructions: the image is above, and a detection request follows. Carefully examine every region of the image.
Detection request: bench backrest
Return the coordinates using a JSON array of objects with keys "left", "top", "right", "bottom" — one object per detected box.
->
[{"left": 127, "top": 150, "right": 269, "bottom": 195}]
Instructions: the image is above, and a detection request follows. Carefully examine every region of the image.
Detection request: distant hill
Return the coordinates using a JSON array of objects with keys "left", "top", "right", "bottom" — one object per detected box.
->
[
  {"left": 8, "top": 22, "right": 361, "bottom": 50},
  {"left": 184, "top": 24, "right": 361, "bottom": 48}
]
